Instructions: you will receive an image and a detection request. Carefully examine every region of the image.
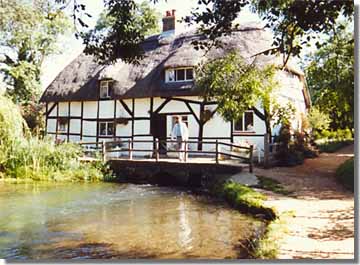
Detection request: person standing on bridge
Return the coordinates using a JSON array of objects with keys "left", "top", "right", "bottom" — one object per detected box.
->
[{"left": 171, "top": 116, "right": 189, "bottom": 162}]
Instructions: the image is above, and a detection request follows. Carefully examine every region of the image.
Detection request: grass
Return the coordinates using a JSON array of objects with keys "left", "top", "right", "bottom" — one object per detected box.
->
[
  {"left": 252, "top": 211, "right": 294, "bottom": 259},
  {"left": 336, "top": 158, "right": 354, "bottom": 192},
  {"left": 255, "top": 176, "right": 292, "bottom": 196},
  {"left": 207, "top": 179, "right": 290, "bottom": 258},
  {"left": 316, "top": 139, "right": 353, "bottom": 153}
]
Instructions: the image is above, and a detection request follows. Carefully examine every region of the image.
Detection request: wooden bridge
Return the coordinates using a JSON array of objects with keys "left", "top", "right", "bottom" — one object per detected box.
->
[{"left": 79, "top": 139, "right": 254, "bottom": 173}]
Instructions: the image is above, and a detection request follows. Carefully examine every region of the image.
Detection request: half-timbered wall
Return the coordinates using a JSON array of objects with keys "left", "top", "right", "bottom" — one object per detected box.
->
[{"left": 45, "top": 69, "right": 308, "bottom": 158}]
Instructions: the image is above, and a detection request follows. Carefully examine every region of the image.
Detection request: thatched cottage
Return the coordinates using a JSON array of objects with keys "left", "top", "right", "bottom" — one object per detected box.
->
[{"left": 40, "top": 11, "right": 310, "bottom": 156}]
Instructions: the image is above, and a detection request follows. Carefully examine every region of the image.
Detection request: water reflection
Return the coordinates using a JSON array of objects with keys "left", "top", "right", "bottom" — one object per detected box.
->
[{"left": 0, "top": 182, "right": 263, "bottom": 259}]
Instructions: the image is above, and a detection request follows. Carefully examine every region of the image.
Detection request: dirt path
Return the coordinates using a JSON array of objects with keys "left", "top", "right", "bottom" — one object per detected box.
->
[{"left": 254, "top": 144, "right": 355, "bottom": 259}]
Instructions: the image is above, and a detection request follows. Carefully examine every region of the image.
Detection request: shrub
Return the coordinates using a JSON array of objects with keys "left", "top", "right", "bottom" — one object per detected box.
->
[
  {"left": 307, "top": 107, "right": 330, "bottom": 132},
  {"left": 0, "top": 95, "right": 107, "bottom": 182},
  {"left": 336, "top": 158, "right": 354, "bottom": 192}
]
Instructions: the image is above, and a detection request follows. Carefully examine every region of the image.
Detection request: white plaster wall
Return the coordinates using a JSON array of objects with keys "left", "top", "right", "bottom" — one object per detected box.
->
[
  {"left": 274, "top": 70, "right": 307, "bottom": 132},
  {"left": 134, "top": 98, "right": 150, "bottom": 117},
  {"left": 69, "top": 135, "right": 81, "bottom": 142},
  {"left": 82, "top": 136, "right": 96, "bottom": 142},
  {"left": 58, "top": 102, "right": 68, "bottom": 116},
  {"left": 160, "top": 100, "right": 188, "bottom": 114},
  {"left": 203, "top": 112, "right": 230, "bottom": 138},
  {"left": 83, "top": 102, "right": 98, "bottom": 119},
  {"left": 70, "top": 102, "right": 82, "bottom": 117},
  {"left": 47, "top": 119, "right": 57, "bottom": 133},
  {"left": 116, "top": 123, "right": 132, "bottom": 137},
  {"left": 69, "top": 119, "right": 81, "bottom": 134},
  {"left": 99, "top": 100, "right": 115, "bottom": 118},
  {"left": 134, "top": 120, "right": 150, "bottom": 135},
  {"left": 132, "top": 136, "right": 153, "bottom": 157},
  {"left": 83, "top": 121, "right": 97, "bottom": 136}
]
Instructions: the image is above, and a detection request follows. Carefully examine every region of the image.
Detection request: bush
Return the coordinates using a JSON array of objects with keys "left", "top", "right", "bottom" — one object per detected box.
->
[
  {"left": 274, "top": 126, "right": 307, "bottom": 166},
  {"left": 316, "top": 139, "right": 353, "bottom": 153},
  {"left": 0, "top": 95, "right": 107, "bottom": 182},
  {"left": 315, "top": 128, "right": 353, "bottom": 141},
  {"left": 336, "top": 158, "right": 354, "bottom": 192}
]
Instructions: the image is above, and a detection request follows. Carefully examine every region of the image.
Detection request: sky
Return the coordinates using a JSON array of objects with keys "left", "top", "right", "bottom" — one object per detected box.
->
[{"left": 40, "top": 0, "right": 263, "bottom": 90}]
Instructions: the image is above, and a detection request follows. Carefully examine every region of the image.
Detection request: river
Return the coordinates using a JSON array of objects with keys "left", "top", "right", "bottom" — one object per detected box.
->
[{"left": 0, "top": 182, "right": 263, "bottom": 259}]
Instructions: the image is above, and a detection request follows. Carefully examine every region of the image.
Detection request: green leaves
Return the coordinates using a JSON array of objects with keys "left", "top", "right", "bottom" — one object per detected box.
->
[
  {"left": 196, "top": 52, "right": 277, "bottom": 123},
  {"left": 81, "top": 0, "right": 160, "bottom": 65},
  {"left": 0, "top": 0, "right": 71, "bottom": 104},
  {"left": 305, "top": 21, "right": 354, "bottom": 130}
]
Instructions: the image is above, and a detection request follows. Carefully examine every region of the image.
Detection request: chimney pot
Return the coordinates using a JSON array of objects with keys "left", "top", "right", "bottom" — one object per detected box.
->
[{"left": 162, "top": 10, "right": 176, "bottom": 33}]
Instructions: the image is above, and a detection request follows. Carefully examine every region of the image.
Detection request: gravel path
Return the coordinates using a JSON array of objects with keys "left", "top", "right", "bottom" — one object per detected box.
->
[{"left": 254, "top": 144, "right": 355, "bottom": 259}]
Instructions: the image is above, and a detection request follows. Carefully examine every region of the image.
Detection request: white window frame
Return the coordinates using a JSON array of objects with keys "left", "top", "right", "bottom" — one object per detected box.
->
[
  {"left": 166, "top": 67, "right": 194, "bottom": 83},
  {"left": 100, "top": 80, "right": 111, "bottom": 99},
  {"left": 99, "top": 121, "right": 114, "bottom": 136},
  {"left": 233, "top": 111, "right": 255, "bottom": 133}
]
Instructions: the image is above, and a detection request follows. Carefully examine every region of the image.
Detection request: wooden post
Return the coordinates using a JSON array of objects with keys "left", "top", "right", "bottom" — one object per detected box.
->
[
  {"left": 249, "top": 145, "right": 254, "bottom": 173},
  {"left": 129, "top": 139, "right": 133, "bottom": 160},
  {"left": 184, "top": 140, "right": 188, "bottom": 162},
  {"left": 215, "top": 139, "right": 219, "bottom": 164},
  {"left": 264, "top": 133, "right": 269, "bottom": 168},
  {"left": 102, "top": 140, "right": 106, "bottom": 162},
  {"left": 155, "top": 138, "right": 159, "bottom": 162}
]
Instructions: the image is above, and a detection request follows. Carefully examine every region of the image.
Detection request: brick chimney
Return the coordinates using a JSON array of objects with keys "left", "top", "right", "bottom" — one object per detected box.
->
[{"left": 162, "top": 10, "right": 176, "bottom": 33}]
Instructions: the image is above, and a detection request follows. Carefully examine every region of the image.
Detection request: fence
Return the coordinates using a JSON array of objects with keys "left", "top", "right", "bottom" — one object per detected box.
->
[{"left": 79, "top": 139, "right": 254, "bottom": 172}]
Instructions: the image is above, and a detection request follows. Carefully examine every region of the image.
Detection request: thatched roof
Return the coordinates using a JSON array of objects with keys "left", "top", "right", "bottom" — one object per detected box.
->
[{"left": 40, "top": 24, "right": 305, "bottom": 102}]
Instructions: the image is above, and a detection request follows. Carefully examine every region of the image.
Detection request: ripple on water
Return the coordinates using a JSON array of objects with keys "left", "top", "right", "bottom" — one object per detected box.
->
[{"left": 0, "top": 182, "right": 264, "bottom": 260}]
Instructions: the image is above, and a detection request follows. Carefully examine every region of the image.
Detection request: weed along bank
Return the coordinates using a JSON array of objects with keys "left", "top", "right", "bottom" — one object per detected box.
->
[{"left": 40, "top": 11, "right": 310, "bottom": 160}]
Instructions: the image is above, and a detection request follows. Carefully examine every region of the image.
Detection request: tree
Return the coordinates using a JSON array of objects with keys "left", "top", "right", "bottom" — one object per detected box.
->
[
  {"left": 305, "top": 22, "right": 354, "bottom": 130},
  {"left": 195, "top": 52, "right": 294, "bottom": 142},
  {"left": 307, "top": 107, "right": 331, "bottom": 132},
  {"left": 81, "top": 0, "right": 160, "bottom": 64},
  {"left": 55, "top": 0, "right": 354, "bottom": 66},
  {"left": 0, "top": 0, "right": 70, "bottom": 104}
]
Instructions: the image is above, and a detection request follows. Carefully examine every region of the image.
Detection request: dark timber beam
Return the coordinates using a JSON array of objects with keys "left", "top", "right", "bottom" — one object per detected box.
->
[
  {"left": 154, "top": 98, "right": 171, "bottom": 113},
  {"left": 46, "top": 102, "right": 57, "bottom": 116},
  {"left": 80, "top": 101, "right": 84, "bottom": 140},
  {"left": 251, "top": 107, "right": 265, "bottom": 120},
  {"left": 67, "top": 102, "right": 70, "bottom": 142},
  {"left": 185, "top": 101, "right": 200, "bottom": 125},
  {"left": 120, "top": 99, "right": 133, "bottom": 117}
]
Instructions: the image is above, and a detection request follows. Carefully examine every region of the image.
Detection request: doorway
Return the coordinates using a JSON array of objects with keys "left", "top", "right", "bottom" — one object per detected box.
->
[{"left": 151, "top": 113, "right": 167, "bottom": 154}]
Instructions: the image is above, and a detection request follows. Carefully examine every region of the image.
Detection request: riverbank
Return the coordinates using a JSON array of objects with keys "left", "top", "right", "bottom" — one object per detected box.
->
[{"left": 254, "top": 144, "right": 354, "bottom": 259}]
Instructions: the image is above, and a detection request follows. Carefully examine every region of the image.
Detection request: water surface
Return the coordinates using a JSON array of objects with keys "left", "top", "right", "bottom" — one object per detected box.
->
[{"left": 0, "top": 182, "right": 263, "bottom": 259}]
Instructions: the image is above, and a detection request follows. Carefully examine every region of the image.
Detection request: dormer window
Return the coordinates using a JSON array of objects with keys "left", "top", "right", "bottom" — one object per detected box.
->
[
  {"left": 100, "top": 80, "right": 113, "bottom": 99},
  {"left": 166, "top": 68, "right": 194, "bottom": 82}
]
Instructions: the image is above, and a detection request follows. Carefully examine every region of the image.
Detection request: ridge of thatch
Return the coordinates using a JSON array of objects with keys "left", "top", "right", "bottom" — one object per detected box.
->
[{"left": 40, "top": 24, "right": 305, "bottom": 102}]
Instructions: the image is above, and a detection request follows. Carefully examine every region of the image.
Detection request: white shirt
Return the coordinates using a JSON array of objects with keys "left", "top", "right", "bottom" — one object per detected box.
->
[{"left": 171, "top": 121, "right": 189, "bottom": 140}]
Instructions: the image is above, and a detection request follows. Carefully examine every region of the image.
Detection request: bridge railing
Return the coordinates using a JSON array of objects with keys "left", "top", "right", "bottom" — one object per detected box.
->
[{"left": 79, "top": 139, "right": 254, "bottom": 172}]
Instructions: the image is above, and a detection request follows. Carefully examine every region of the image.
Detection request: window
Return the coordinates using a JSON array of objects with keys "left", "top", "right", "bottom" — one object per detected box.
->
[
  {"left": 57, "top": 118, "right": 68, "bottom": 132},
  {"left": 100, "top": 80, "right": 113, "bottom": 99},
  {"left": 171, "top": 115, "right": 188, "bottom": 129},
  {"left": 166, "top": 68, "right": 194, "bottom": 82},
  {"left": 234, "top": 111, "right": 254, "bottom": 132},
  {"left": 99, "top": 122, "right": 114, "bottom": 136}
]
